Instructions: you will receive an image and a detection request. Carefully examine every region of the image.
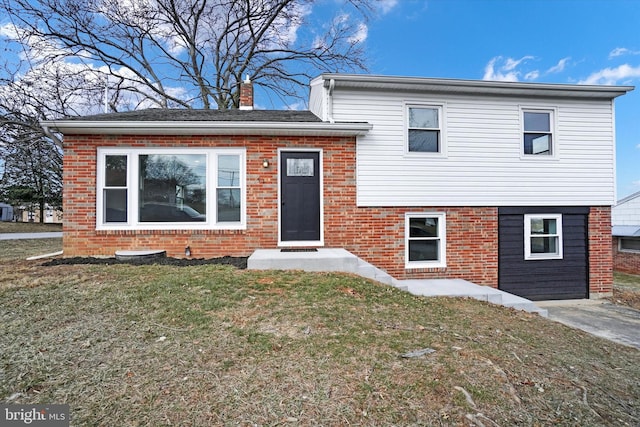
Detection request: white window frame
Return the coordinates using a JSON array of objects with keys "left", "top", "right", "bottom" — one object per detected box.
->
[
  {"left": 524, "top": 213, "right": 563, "bottom": 260},
  {"left": 520, "top": 107, "right": 557, "bottom": 159},
  {"left": 96, "top": 147, "right": 246, "bottom": 231},
  {"left": 405, "top": 212, "right": 446, "bottom": 268},
  {"left": 405, "top": 103, "right": 447, "bottom": 156},
  {"left": 619, "top": 237, "right": 640, "bottom": 253}
]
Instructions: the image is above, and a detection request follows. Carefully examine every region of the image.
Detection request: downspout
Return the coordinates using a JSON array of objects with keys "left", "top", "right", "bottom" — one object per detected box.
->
[
  {"left": 41, "top": 124, "right": 63, "bottom": 149},
  {"left": 328, "top": 78, "right": 335, "bottom": 123}
]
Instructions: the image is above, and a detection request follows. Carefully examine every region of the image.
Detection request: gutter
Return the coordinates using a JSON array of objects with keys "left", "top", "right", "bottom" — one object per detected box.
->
[{"left": 40, "top": 120, "right": 372, "bottom": 137}]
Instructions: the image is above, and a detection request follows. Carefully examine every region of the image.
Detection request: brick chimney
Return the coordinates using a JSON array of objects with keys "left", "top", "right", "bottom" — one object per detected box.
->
[{"left": 239, "top": 75, "right": 253, "bottom": 110}]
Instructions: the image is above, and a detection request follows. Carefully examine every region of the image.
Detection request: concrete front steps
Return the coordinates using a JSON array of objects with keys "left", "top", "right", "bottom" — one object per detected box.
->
[{"left": 247, "top": 248, "right": 547, "bottom": 317}]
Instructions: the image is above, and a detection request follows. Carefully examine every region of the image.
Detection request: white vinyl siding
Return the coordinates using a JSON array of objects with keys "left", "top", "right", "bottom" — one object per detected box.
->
[
  {"left": 328, "top": 89, "right": 616, "bottom": 207},
  {"left": 612, "top": 192, "right": 640, "bottom": 225}
]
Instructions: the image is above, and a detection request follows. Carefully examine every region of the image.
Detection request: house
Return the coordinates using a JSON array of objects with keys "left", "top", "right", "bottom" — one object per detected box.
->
[
  {"left": 41, "top": 74, "right": 633, "bottom": 300},
  {"left": 0, "top": 202, "right": 14, "bottom": 221},
  {"left": 612, "top": 191, "right": 640, "bottom": 275},
  {"left": 15, "top": 206, "right": 63, "bottom": 223}
]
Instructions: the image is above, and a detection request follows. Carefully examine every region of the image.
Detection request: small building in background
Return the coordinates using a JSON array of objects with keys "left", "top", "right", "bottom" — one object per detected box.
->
[
  {"left": 612, "top": 191, "right": 640, "bottom": 275},
  {"left": 14, "top": 206, "right": 63, "bottom": 223},
  {"left": 0, "top": 203, "right": 14, "bottom": 221}
]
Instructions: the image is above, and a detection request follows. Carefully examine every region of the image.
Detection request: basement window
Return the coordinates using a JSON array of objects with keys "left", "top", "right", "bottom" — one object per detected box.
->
[{"left": 524, "top": 214, "right": 563, "bottom": 260}]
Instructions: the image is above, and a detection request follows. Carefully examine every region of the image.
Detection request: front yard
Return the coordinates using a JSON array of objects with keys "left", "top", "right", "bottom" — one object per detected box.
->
[{"left": 1, "top": 238, "right": 639, "bottom": 425}]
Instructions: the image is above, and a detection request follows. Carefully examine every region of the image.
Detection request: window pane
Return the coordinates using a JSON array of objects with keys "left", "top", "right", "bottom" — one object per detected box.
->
[
  {"left": 408, "top": 129, "right": 439, "bottom": 152},
  {"left": 138, "top": 154, "right": 206, "bottom": 222},
  {"left": 409, "top": 108, "right": 438, "bottom": 128},
  {"left": 524, "top": 134, "right": 551, "bottom": 155},
  {"left": 531, "top": 236, "right": 558, "bottom": 254},
  {"left": 524, "top": 112, "right": 550, "bottom": 132},
  {"left": 105, "top": 155, "right": 127, "bottom": 187},
  {"left": 621, "top": 238, "right": 640, "bottom": 251},
  {"left": 218, "top": 155, "right": 240, "bottom": 186},
  {"left": 530, "top": 218, "right": 557, "bottom": 235},
  {"left": 104, "top": 189, "right": 127, "bottom": 222},
  {"left": 409, "top": 240, "right": 439, "bottom": 261},
  {"left": 217, "top": 188, "right": 241, "bottom": 222},
  {"left": 410, "top": 217, "right": 439, "bottom": 237}
]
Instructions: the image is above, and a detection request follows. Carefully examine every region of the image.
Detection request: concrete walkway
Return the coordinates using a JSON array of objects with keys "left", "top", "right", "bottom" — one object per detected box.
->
[
  {"left": 248, "top": 248, "right": 548, "bottom": 316},
  {"left": 0, "top": 232, "right": 63, "bottom": 240},
  {"left": 537, "top": 299, "right": 640, "bottom": 349}
]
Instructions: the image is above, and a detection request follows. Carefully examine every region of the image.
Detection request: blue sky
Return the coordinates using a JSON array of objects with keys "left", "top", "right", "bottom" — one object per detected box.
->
[{"left": 340, "top": 0, "right": 640, "bottom": 199}]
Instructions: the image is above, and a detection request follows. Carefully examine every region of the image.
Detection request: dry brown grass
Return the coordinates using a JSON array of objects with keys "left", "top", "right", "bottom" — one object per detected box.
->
[
  {"left": 1, "top": 259, "right": 639, "bottom": 426},
  {"left": 612, "top": 272, "right": 640, "bottom": 310},
  {"left": 0, "top": 222, "right": 62, "bottom": 233}
]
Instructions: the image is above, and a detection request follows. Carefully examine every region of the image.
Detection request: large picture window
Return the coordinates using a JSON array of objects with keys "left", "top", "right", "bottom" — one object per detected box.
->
[
  {"left": 97, "top": 148, "right": 245, "bottom": 230},
  {"left": 524, "top": 214, "right": 563, "bottom": 260},
  {"left": 405, "top": 213, "right": 446, "bottom": 268}
]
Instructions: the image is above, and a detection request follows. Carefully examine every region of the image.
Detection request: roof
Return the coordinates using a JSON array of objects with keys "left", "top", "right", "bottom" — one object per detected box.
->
[
  {"left": 312, "top": 73, "right": 634, "bottom": 100},
  {"left": 41, "top": 108, "right": 372, "bottom": 137},
  {"left": 616, "top": 190, "right": 640, "bottom": 206},
  {"left": 612, "top": 225, "right": 640, "bottom": 237},
  {"left": 60, "top": 109, "right": 324, "bottom": 123}
]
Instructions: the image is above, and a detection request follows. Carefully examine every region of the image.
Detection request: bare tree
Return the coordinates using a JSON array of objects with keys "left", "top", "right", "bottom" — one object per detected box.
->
[
  {"left": 0, "top": 125, "right": 62, "bottom": 222},
  {"left": 1, "top": 0, "right": 373, "bottom": 111}
]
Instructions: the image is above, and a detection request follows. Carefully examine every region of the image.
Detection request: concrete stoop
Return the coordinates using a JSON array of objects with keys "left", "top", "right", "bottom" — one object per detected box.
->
[{"left": 247, "top": 248, "right": 547, "bottom": 316}]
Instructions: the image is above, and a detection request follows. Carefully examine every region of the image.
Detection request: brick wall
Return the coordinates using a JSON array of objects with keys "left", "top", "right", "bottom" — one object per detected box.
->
[
  {"left": 612, "top": 237, "right": 640, "bottom": 275},
  {"left": 588, "top": 206, "right": 613, "bottom": 298},
  {"left": 64, "top": 133, "right": 611, "bottom": 294}
]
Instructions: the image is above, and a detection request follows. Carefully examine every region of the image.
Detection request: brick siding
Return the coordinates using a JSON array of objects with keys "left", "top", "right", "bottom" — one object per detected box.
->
[
  {"left": 613, "top": 237, "right": 640, "bottom": 275},
  {"left": 63, "top": 134, "right": 610, "bottom": 294},
  {"left": 588, "top": 206, "right": 613, "bottom": 297}
]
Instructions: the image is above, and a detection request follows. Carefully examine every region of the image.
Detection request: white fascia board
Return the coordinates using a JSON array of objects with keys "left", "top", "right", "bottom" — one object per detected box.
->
[
  {"left": 40, "top": 120, "right": 372, "bottom": 136},
  {"left": 314, "top": 73, "right": 634, "bottom": 100}
]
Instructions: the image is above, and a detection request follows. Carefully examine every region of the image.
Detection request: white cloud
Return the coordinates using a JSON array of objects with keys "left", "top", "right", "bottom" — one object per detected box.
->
[
  {"left": 609, "top": 47, "right": 640, "bottom": 59},
  {"left": 348, "top": 22, "right": 368, "bottom": 44},
  {"left": 376, "top": 0, "right": 399, "bottom": 14},
  {"left": 578, "top": 64, "right": 640, "bottom": 85},
  {"left": 524, "top": 70, "right": 539, "bottom": 80},
  {"left": 483, "top": 56, "right": 536, "bottom": 82},
  {"left": 547, "top": 57, "right": 571, "bottom": 74},
  {"left": 636, "top": 143, "right": 640, "bottom": 150}
]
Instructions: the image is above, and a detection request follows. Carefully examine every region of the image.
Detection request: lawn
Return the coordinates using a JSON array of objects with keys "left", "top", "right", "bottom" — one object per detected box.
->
[
  {"left": 0, "top": 221, "right": 62, "bottom": 233},
  {"left": 1, "top": 241, "right": 639, "bottom": 425}
]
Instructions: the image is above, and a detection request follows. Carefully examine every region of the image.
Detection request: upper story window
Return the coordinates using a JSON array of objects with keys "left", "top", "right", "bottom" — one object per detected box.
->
[
  {"left": 524, "top": 213, "right": 563, "bottom": 260},
  {"left": 97, "top": 148, "right": 245, "bottom": 230},
  {"left": 523, "top": 109, "right": 554, "bottom": 156},
  {"left": 407, "top": 105, "right": 443, "bottom": 153},
  {"left": 405, "top": 212, "right": 446, "bottom": 268}
]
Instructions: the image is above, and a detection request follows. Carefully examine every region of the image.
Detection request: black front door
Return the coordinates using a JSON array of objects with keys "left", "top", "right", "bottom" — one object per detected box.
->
[{"left": 280, "top": 151, "right": 321, "bottom": 242}]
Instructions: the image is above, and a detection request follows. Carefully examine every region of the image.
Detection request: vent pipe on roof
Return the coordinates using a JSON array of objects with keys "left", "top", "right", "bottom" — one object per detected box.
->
[{"left": 240, "top": 75, "right": 254, "bottom": 111}]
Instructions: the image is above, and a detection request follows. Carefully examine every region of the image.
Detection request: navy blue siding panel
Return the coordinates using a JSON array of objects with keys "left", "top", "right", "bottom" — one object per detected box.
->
[{"left": 498, "top": 208, "right": 588, "bottom": 300}]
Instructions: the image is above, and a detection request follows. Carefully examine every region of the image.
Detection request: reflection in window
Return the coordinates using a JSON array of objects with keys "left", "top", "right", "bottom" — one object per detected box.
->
[
  {"left": 217, "top": 155, "right": 241, "bottom": 222},
  {"left": 138, "top": 154, "right": 207, "bottom": 222},
  {"left": 523, "top": 111, "right": 553, "bottom": 155},
  {"left": 525, "top": 214, "right": 563, "bottom": 259},
  {"left": 406, "top": 214, "right": 446, "bottom": 267},
  {"left": 408, "top": 106, "right": 441, "bottom": 153},
  {"left": 104, "top": 155, "right": 128, "bottom": 222}
]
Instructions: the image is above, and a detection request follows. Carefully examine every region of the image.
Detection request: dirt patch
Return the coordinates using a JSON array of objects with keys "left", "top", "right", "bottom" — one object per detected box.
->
[{"left": 43, "top": 256, "right": 248, "bottom": 269}]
